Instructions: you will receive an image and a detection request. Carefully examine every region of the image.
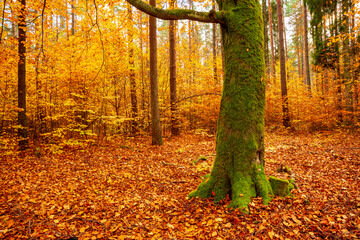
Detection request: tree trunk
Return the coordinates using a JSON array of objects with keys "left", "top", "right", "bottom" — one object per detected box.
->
[
  {"left": 267, "top": 0, "right": 276, "bottom": 81},
  {"left": 128, "top": 4, "right": 139, "bottom": 135},
  {"left": 334, "top": 1, "right": 343, "bottom": 123},
  {"left": 169, "top": 0, "right": 179, "bottom": 136},
  {"left": 212, "top": 0, "right": 218, "bottom": 83},
  {"left": 262, "top": 0, "right": 269, "bottom": 77},
  {"left": 18, "top": 0, "right": 28, "bottom": 150},
  {"left": 149, "top": 0, "right": 162, "bottom": 145},
  {"left": 125, "top": 0, "right": 293, "bottom": 212},
  {"left": 71, "top": 0, "right": 75, "bottom": 36},
  {"left": 303, "top": 0, "right": 311, "bottom": 90},
  {"left": 276, "top": 0, "right": 290, "bottom": 128},
  {"left": 342, "top": 0, "right": 352, "bottom": 123},
  {"left": 188, "top": 0, "right": 272, "bottom": 211}
]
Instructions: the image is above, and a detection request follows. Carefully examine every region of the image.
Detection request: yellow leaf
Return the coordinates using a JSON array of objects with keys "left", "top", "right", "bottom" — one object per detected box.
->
[
  {"left": 80, "top": 227, "right": 87, "bottom": 233},
  {"left": 268, "top": 230, "right": 274, "bottom": 239}
]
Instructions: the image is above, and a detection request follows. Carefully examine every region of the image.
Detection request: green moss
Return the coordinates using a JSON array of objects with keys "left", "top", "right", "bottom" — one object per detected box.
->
[
  {"left": 269, "top": 176, "right": 294, "bottom": 197},
  {"left": 253, "top": 165, "right": 273, "bottom": 204}
]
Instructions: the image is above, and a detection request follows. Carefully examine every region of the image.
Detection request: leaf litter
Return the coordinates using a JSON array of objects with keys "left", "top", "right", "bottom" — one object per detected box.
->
[{"left": 0, "top": 130, "right": 359, "bottom": 239}]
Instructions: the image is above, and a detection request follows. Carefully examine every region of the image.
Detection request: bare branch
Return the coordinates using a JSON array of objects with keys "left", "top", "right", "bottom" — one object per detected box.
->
[{"left": 126, "top": 0, "right": 225, "bottom": 24}]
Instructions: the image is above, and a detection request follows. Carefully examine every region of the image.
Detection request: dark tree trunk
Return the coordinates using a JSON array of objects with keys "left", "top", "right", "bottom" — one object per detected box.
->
[
  {"left": 262, "top": 0, "right": 269, "bottom": 77},
  {"left": 267, "top": 0, "right": 276, "bottom": 81},
  {"left": 212, "top": 0, "right": 218, "bottom": 83},
  {"left": 18, "top": 0, "right": 28, "bottom": 150},
  {"left": 71, "top": 0, "right": 75, "bottom": 36},
  {"left": 128, "top": 4, "right": 139, "bottom": 135},
  {"left": 303, "top": 0, "right": 311, "bottom": 90},
  {"left": 149, "top": 0, "right": 162, "bottom": 145},
  {"left": 169, "top": 0, "right": 179, "bottom": 136},
  {"left": 276, "top": 0, "right": 290, "bottom": 128},
  {"left": 334, "top": 1, "right": 343, "bottom": 123}
]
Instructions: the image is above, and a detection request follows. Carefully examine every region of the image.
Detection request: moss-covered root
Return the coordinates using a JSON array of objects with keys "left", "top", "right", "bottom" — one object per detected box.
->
[
  {"left": 188, "top": 174, "right": 214, "bottom": 199},
  {"left": 253, "top": 165, "right": 273, "bottom": 205},
  {"left": 189, "top": 167, "right": 273, "bottom": 213},
  {"left": 269, "top": 176, "right": 295, "bottom": 197}
]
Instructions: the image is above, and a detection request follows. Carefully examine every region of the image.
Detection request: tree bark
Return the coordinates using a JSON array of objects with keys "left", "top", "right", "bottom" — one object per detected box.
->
[
  {"left": 128, "top": 4, "right": 139, "bottom": 135},
  {"left": 262, "top": 0, "right": 269, "bottom": 77},
  {"left": 212, "top": 0, "right": 218, "bottom": 83},
  {"left": 303, "top": 0, "right": 311, "bottom": 90},
  {"left": 169, "top": 0, "right": 179, "bottom": 136},
  {"left": 149, "top": 0, "right": 162, "bottom": 145},
  {"left": 276, "top": 0, "right": 290, "bottom": 128},
  {"left": 267, "top": 0, "right": 276, "bottom": 81},
  {"left": 18, "top": 0, "right": 28, "bottom": 150}
]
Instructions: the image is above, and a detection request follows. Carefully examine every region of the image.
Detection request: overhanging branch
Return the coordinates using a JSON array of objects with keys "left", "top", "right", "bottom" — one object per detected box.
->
[{"left": 126, "top": 0, "right": 225, "bottom": 24}]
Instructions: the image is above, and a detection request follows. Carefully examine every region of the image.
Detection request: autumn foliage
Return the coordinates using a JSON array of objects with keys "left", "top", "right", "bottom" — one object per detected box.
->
[{"left": 1, "top": 0, "right": 360, "bottom": 238}]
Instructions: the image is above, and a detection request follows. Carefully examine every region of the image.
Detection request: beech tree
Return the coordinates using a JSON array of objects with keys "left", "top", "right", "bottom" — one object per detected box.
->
[
  {"left": 125, "top": 0, "right": 292, "bottom": 211},
  {"left": 18, "top": 0, "right": 28, "bottom": 150}
]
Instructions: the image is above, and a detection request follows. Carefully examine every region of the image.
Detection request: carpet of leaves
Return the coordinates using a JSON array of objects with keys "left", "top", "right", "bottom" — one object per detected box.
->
[{"left": 1, "top": 130, "right": 359, "bottom": 239}]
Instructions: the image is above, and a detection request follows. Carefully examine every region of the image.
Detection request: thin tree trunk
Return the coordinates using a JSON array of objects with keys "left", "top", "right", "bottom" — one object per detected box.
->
[
  {"left": 335, "top": 1, "right": 343, "bottom": 123},
  {"left": 18, "top": 0, "right": 28, "bottom": 149},
  {"left": 128, "top": 4, "right": 139, "bottom": 134},
  {"left": 303, "top": 0, "right": 311, "bottom": 90},
  {"left": 342, "top": 0, "right": 352, "bottom": 123},
  {"left": 149, "top": 0, "right": 162, "bottom": 145},
  {"left": 71, "top": 0, "right": 75, "bottom": 35},
  {"left": 276, "top": 0, "right": 290, "bottom": 127},
  {"left": 169, "top": 0, "right": 179, "bottom": 136},
  {"left": 296, "top": 24, "right": 301, "bottom": 78},
  {"left": 212, "top": 0, "right": 218, "bottom": 83},
  {"left": 267, "top": 0, "right": 276, "bottom": 81},
  {"left": 262, "top": 0, "right": 269, "bottom": 77}
]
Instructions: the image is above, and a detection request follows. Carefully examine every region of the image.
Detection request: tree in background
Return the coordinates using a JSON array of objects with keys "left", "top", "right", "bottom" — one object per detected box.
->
[
  {"left": 18, "top": 0, "right": 28, "bottom": 150},
  {"left": 149, "top": 0, "right": 162, "bottom": 145},
  {"left": 303, "top": 0, "right": 310, "bottom": 90},
  {"left": 276, "top": 0, "right": 290, "bottom": 127},
  {"left": 169, "top": 0, "right": 179, "bottom": 136}
]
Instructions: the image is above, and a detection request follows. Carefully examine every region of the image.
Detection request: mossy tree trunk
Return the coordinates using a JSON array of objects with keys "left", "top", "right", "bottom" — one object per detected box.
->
[
  {"left": 188, "top": 0, "right": 272, "bottom": 211},
  {"left": 126, "top": 0, "right": 273, "bottom": 211}
]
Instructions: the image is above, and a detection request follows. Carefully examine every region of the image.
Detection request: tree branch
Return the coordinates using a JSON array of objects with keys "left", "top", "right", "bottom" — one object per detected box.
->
[{"left": 126, "top": 0, "right": 225, "bottom": 24}]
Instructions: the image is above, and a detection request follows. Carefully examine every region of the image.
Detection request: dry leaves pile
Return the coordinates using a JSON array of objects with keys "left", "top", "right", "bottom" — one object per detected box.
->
[{"left": 0, "top": 130, "right": 359, "bottom": 239}]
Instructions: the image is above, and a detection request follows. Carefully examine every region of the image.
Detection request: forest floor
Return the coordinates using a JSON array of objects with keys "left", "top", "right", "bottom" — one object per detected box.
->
[{"left": 0, "top": 129, "right": 360, "bottom": 239}]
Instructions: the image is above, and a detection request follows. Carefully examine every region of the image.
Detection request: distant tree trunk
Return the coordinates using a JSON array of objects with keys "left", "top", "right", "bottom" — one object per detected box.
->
[
  {"left": 212, "top": 0, "right": 218, "bottom": 83},
  {"left": 18, "top": 0, "right": 28, "bottom": 150},
  {"left": 169, "top": 0, "right": 179, "bottom": 136},
  {"left": 267, "top": 0, "right": 276, "bottom": 81},
  {"left": 342, "top": 0, "right": 352, "bottom": 123},
  {"left": 334, "top": 1, "right": 343, "bottom": 123},
  {"left": 71, "top": 0, "right": 75, "bottom": 35},
  {"left": 149, "top": 0, "right": 162, "bottom": 145},
  {"left": 262, "top": 0, "right": 269, "bottom": 77},
  {"left": 128, "top": 4, "right": 139, "bottom": 135},
  {"left": 276, "top": 0, "right": 290, "bottom": 127},
  {"left": 303, "top": 0, "right": 311, "bottom": 90},
  {"left": 296, "top": 24, "right": 301, "bottom": 77}
]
